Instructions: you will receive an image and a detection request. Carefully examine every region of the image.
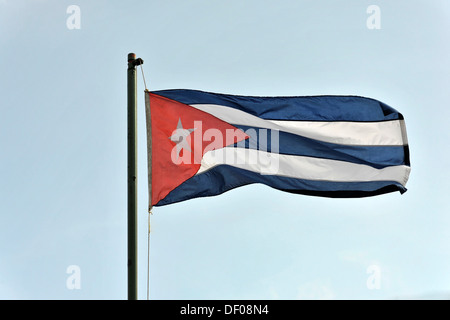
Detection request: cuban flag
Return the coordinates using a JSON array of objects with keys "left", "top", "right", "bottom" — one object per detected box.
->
[{"left": 145, "top": 89, "right": 410, "bottom": 207}]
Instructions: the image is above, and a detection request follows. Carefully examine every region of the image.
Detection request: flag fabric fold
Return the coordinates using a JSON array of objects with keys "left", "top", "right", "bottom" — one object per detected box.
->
[{"left": 145, "top": 89, "right": 410, "bottom": 207}]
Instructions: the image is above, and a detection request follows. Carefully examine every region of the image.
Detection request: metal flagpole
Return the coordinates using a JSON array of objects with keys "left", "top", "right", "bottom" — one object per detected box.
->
[{"left": 127, "top": 52, "right": 143, "bottom": 300}]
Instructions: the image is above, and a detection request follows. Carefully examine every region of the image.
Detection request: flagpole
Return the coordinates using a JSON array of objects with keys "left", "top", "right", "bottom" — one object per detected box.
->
[{"left": 127, "top": 52, "right": 143, "bottom": 300}]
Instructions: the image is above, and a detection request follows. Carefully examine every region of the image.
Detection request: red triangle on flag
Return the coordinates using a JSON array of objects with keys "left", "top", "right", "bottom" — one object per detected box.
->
[{"left": 149, "top": 92, "right": 249, "bottom": 206}]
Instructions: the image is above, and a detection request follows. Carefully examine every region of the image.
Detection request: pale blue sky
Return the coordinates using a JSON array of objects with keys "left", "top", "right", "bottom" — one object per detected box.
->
[{"left": 1, "top": 0, "right": 449, "bottom": 299}]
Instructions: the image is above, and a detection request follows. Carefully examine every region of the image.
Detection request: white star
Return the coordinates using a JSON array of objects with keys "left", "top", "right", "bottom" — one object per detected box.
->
[{"left": 169, "top": 118, "right": 196, "bottom": 159}]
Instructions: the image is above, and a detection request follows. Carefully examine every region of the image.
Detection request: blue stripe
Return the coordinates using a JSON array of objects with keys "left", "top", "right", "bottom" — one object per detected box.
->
[
  {"left": 152, "top": 89, "right": 403, "bottom": 122},
  {"left": 155, "top": 165, "right": 407, "bottom": 206},
  {"left": 232, "top": 125, "right": 407, "bottom": 169}
]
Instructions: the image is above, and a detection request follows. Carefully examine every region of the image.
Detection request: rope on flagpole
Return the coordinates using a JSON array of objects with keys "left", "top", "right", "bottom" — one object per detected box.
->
[
  {"left": 147, "top": 208, "right": 152, "bottom": 300},
  {"left": 140, "top": 64, "right": 148, "bottom": 91},
  {"left": 141, "top": 60, "right": 150, "bottom": 300}
]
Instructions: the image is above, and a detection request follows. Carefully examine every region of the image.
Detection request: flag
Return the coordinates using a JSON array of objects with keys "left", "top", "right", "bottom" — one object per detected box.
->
[{"left": 145, "top": 89, "right": 410, "bottom": 207}]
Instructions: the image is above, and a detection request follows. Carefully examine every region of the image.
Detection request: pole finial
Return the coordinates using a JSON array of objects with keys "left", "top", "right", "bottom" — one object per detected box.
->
[
  {"left": 128, "top": 53, "right": 136, "bottom": 62},
  {"left": 128, "top": 53, "right": 143, "bottom": 69}
]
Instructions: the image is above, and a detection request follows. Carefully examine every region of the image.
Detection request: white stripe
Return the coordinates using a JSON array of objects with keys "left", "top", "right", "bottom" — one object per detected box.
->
[
  {"left": 191, "top": 104, "right": 407, "bottom": 146},
  {"left": 197, "top": 148, "right": 410, "bottom": 186}
]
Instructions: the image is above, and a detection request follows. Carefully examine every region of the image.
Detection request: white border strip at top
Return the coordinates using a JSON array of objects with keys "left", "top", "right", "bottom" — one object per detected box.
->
[{"left": 191, "top": 103, "right": 407, "bottom": 146}]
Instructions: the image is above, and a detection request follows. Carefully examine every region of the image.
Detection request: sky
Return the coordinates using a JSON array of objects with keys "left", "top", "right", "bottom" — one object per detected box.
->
[{"left": 0, "top": 0, "right": 449, "bottom": 300}]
